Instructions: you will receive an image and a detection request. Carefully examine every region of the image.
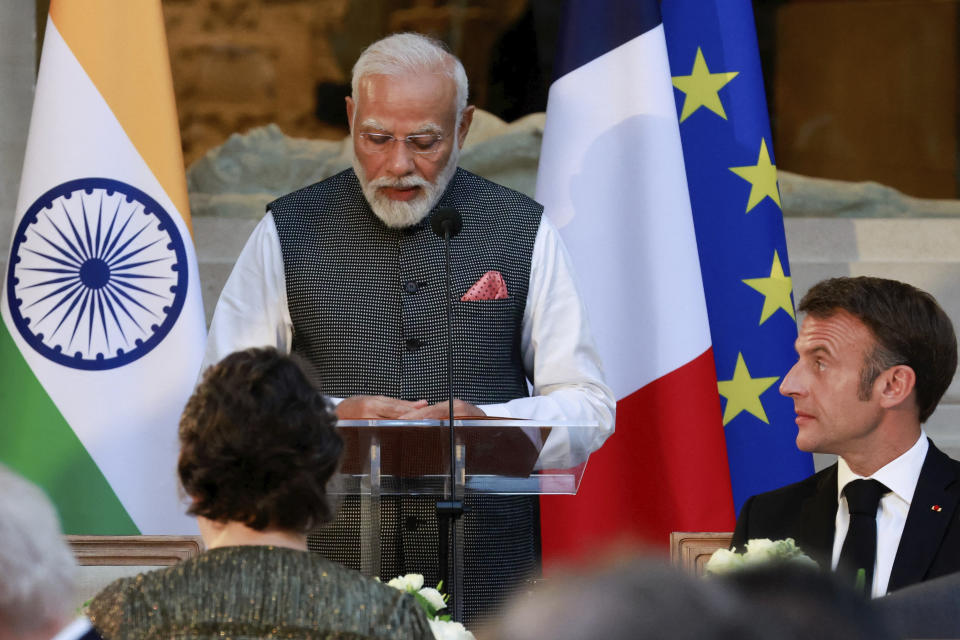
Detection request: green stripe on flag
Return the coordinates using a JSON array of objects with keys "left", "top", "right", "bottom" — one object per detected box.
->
[{"left": 0, "top": 321, "right": 139, "bottom": 534}]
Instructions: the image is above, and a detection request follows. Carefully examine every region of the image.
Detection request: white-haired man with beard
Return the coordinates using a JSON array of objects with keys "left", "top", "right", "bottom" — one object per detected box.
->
[
  {"left": 204, "top": 32, "right": 614, "bottom": 623},
  {"left": 0, "top": 465, "right": 102, "bottom": 640}
]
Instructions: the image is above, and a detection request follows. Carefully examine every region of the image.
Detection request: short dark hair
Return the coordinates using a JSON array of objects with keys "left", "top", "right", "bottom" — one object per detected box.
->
[
  {"left": 799, "top": 277, "right": 957, "bottom": 422},
  {"left": 178, "top": 347, "right": 342, "bottom": 532}
]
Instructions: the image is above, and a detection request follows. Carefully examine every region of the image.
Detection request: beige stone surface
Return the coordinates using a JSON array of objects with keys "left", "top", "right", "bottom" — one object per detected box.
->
[{"left": 781, "top": 173, "right": 960, "bottom": 219}]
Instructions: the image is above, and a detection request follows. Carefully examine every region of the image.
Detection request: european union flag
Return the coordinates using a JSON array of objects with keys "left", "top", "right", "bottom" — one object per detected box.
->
[{"left": 662, "top": 0, "right": 814, "bottom": 514}]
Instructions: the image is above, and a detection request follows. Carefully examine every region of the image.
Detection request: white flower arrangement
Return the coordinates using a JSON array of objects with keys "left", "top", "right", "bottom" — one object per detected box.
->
[
  {"left": 705, "top": 538, "right": 817, "bottom": 575},
  {"left": 384, "top": 573, "right": 476, "bottom": 640},
  {"left": 428, "top": 619, "right": 475, "bottom": 640},
  {"left": 387, "top": 573, "right": 426, "bottom": 592}
]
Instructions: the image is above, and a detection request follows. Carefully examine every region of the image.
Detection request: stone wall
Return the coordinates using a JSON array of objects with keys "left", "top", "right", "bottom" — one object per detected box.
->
[
  {"left": 161, "top": 0, "right": 528, "bottom": 165},
  {"left": 786, "top": 218, "right": 960, "bottom": 466},
  {"left": 162, "top": 0, "right": 353, "bottom": 166}
]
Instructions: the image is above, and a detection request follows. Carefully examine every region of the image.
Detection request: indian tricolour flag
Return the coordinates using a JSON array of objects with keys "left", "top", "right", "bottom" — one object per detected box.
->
[{"left": 0, "top": 1, "right": 205, "bottom": 534}]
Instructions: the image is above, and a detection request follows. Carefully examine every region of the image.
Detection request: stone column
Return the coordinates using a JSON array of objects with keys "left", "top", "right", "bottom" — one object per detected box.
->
[{"left": 0, "top": 2, "right": 36, "bottom": 268}]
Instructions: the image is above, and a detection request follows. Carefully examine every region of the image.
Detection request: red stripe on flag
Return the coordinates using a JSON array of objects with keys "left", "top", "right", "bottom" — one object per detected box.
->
[{"left": 539, "top": 348, "right": 735, "bottom": 569}]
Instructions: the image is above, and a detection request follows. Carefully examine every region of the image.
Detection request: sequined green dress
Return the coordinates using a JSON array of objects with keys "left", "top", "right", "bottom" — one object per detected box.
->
[{"left": 87, "top": 545, "right": 433, "bottom": 639}]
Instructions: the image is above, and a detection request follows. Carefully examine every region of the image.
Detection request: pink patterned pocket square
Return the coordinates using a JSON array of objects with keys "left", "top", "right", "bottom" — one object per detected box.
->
[{"left": 461, "top": 270, "right": 509, "bottom": 301}]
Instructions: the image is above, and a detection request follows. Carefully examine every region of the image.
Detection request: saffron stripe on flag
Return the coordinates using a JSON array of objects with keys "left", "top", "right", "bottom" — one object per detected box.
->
[{"left": 49, "top": 1, "right": 191, "bottom": 227}]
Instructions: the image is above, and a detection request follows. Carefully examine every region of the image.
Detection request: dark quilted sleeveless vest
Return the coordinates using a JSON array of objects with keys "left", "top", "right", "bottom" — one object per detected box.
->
[
  {"left": 271, "top": 167, "right": 538, "bottom": 403},
  {"left": 270, "top": 168, "right": 542, "bottom": 624}
]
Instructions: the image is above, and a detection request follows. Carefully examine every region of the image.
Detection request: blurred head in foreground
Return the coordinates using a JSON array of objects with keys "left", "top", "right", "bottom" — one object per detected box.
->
[
  {"left": 716, "top": 562, "right": 897, "bottom": 640},
  {"left": 483, "top": 558, "right": 897, "bottom": 640},
  {"left": 0, "top": 464, "right": 78, "bottom": 640},
  {"left": 481, "top": 558, "right": 755, "bottom": 640}
]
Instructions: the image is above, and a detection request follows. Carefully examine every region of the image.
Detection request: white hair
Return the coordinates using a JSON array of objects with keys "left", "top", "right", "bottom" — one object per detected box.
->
[
  {"left": 351, "top": 32, "right": 469, "bottom": 126},
  {"left": 0, "top": 465, "right": 77, "bottom": 635}
]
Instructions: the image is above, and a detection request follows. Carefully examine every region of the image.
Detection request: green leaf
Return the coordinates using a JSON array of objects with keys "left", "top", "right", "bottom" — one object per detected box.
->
[
  {"left": 76, "top": 598, "right": 93, "bottom": 615},
  {"left": 854, "top": 568, "right": 866, "bottom": 593},
  {"left": 414, "top": 592, "right": 439, "bottom": 618}
]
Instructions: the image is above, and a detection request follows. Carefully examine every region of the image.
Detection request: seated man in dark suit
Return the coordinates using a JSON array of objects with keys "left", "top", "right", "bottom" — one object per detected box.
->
[{"left": 732, "top": 276, "right": 960, "bottom": 598}]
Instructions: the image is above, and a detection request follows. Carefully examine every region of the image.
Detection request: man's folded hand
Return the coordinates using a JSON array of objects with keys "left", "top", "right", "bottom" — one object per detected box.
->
[{"left": 335, "top": 395, "right": 428, "bottom": 419}]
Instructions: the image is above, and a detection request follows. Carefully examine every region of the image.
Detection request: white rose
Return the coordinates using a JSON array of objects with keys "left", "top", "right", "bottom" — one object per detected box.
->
[
  {"left": 746, "top": 538, "right": 817, "bottom": 567},
  {"left": 418, "top": 587, "right": 447, "bottom": 611},
  {"left": 387, "top": 573, "right": 425, "bottom": 593},
  {"left": 743, "top": 538, "right": 776, "bottom": 556},
  {"left": 386, "top": 576, "right": 407, "bottom": 591},
  {"left": 429, "top": 619, "right": 476, "bottom": 640},
  {"left": 705, "top": 547, "right": 744, "bottom": 575},
  {"left": 743, "top": 538, "right": 779, "bottom": 564}
]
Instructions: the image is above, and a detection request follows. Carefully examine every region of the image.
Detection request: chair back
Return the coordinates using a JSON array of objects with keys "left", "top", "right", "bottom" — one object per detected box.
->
[
  {"left": 669, "top": 531, "right": 732, "bottom": 576},
  {"left": 67, "top": 535, "right": 203, "bottom": 607}
]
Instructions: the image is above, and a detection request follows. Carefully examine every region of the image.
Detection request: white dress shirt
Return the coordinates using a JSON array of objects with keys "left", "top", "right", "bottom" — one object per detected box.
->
[
  {"left": 204, "top": 210, "right": 616, "bottom": 469},
  {"left": 833, "top": 432, "right": 929, "bottom": 598},
  {"left": 51, "top": 617, "right": 96, "bottom": 640}
]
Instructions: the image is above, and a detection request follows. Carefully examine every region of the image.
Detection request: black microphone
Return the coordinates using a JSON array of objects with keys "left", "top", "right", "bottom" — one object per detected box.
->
[
  {"left": 431, "top": 206, "right": 462, "bottom": 239},
  {"left": 431, "top": 205, "right": 464, "bottom": 619}
]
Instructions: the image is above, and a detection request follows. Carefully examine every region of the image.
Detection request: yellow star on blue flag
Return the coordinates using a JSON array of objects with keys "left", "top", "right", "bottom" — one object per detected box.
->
[
  {"left": 671, "top": 47, "right": 739, "bottom": 123},
  {"left": 717, "top": 353, "right": 779, "bottom": 426},
  {"left": 729, "top": 138, "right": 781, "bottom": 213},
  {"left": 743, "top": 250, "right": 795, "bottom": 325}
]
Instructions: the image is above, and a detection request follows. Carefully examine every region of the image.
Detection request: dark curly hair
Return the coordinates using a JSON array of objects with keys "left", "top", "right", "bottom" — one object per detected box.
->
[
  {"left": 178, "top": 347, "right": 342, "bottom": 532},
  {"left": 799, "top": 276, "right": 957, "bottom": 423}
]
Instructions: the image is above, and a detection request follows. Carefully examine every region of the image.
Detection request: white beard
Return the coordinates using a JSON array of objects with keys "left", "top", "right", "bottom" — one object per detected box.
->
[{"left": 354, "top": 145, "right": 460, "bottom": 229}]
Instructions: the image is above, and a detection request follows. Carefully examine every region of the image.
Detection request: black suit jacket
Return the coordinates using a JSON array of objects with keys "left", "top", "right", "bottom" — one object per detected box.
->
[
  {"left": 731, "top": 440, "right": 960, "bottom": 592},
  {"left": 77, "top": 628, "right": 104, "bottom": 640}
]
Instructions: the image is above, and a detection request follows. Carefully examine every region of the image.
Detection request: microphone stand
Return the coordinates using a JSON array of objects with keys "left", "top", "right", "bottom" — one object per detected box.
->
[{"left": 432, "top": 207, "right": 464, "bottom": 620}]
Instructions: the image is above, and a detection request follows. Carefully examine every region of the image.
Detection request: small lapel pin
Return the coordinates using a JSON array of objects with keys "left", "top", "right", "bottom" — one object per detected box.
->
[{"left": 932, "top": 505, "right": 943, "bottom": 512}]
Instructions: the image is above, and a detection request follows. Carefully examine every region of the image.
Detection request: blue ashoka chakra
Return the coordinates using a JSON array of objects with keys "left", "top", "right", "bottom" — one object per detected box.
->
[{"left": 6, "top": 178, "right": 188, "bottom": 370}]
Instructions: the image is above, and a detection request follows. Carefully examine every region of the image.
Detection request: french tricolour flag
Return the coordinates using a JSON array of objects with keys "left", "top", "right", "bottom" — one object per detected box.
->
[{"left": 536, "top": 0, "right": 737, "bottom": 563}]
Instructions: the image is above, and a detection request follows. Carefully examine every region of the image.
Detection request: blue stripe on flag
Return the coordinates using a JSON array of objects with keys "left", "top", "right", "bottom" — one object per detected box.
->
[
  {"left": 662, "top": 0, "right": 814, "bottom": 515},
  {"left": 553, "top": 0, "right": 662, "bottom": 79}
]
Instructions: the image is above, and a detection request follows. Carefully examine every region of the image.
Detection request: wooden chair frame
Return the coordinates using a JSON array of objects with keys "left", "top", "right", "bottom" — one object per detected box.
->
[
  {"left": 67, "top": 535, "right": 204, "bottom": 566},
  {"left": 669, "top": 531, "right": 732, "bottom": 576}
]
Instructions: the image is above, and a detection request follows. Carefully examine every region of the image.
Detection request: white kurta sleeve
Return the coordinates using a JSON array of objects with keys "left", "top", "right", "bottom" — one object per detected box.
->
[
  {"left": 202, "top": 212, "right": 293, "bottom": 371},
  {"left": 479, "top": 215, "right": 616, "bottom": 467}
]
